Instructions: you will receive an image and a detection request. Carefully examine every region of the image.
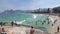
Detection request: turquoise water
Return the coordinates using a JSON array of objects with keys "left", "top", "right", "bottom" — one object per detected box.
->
[
  {"left": 0, "top": 13, "right": 32, "bottom": 22},
  {"left": 0, "top": 13, "right": 50, "bottom": 32}
]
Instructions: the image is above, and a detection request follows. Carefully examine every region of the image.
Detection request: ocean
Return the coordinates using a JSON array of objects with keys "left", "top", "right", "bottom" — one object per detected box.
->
[{"left": 0, "top": 13, "right": 50, "bottom": 32}]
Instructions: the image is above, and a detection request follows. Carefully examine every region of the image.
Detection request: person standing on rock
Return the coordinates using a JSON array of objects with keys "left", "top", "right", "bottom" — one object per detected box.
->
[{"left": 30, "top": 26, "right": 35, "bottom": 34}]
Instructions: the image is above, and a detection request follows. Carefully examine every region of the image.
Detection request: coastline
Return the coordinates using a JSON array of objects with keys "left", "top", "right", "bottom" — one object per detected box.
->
[{"left": 0, "top": 13, "right": 60, "bottom": 34}]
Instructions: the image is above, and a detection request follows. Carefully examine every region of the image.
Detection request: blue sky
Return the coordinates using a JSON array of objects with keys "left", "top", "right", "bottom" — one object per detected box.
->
[{"left": 0, "top": 0, "right": 60, "bottom": 12}]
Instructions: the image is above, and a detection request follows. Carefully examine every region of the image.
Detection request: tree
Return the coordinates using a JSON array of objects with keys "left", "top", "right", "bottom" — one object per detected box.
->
[{"left": 53, "top": 6, "right": 60, "bottom": 13}]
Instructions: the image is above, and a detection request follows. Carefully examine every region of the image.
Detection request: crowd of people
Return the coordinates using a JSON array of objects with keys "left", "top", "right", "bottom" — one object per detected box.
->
[{"left": 0, "top": 20, "right": 60, "bottom": 34}]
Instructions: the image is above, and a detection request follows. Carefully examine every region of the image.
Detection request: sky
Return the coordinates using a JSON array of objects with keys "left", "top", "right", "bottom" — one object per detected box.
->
[{"left": 0, "top": 0, "right": 60, "bottom": 12}]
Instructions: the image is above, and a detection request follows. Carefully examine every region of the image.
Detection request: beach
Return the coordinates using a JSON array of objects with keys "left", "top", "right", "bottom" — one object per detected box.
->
[
  {"left": 0, "top": 14, "right": 60, "bottom": 34},
  {"left": 0, "top": 25, "right": 51, "bottom": 34},
  {"left": 47, "top": 15, "right": 60, "bottom": 34}
]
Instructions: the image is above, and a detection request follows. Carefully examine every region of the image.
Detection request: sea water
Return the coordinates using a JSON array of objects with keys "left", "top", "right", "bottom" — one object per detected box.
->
[{"left": 0, "top": 13, "right": 50, "bottom": 32}]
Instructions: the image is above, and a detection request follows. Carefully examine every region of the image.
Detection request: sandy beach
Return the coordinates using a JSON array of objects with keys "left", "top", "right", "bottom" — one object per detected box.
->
[
  {"left": 48, "top": 15, "right": 60, "bottom": 34},
  {"left": 0, "top": 25, "right": 51, "bottom": 34}
]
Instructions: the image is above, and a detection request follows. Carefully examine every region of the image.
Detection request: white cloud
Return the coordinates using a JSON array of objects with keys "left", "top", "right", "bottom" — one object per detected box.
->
[{"left": 0, "top": 0, "right": 60, "bottom": 12}]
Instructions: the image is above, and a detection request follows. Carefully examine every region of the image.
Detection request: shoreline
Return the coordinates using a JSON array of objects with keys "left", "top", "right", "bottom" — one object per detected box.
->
[
  {"left": 0, "top": 13, "right": 59, "bottom": 34},
  {"left": 0, "top": 25, "right": 51, "bottom": 34}
]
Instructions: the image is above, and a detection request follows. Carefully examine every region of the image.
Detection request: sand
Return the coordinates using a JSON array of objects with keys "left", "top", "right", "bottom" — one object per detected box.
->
[
  {"left": 0, "top": 26, "right": 51, "bottom": 34},
  {"left": 48, "top": 15, "right": 60, "bottom": 34}
]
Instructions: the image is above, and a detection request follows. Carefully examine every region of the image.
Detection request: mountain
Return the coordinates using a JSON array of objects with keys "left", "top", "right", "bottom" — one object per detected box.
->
[
  {"left": 0, "top": 8, "right": 50, "bottom": 14},
  {"left": 0, "top": 9, "right": 24, "bottom": 14},
  {"left": 0, "top": 6, "right": 60, "bottom": 15}
]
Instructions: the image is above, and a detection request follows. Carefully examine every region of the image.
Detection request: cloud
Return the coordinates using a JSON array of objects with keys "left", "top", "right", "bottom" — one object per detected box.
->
[{"left": 0, "top": 0, "right": 60, "bottom": 12}]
